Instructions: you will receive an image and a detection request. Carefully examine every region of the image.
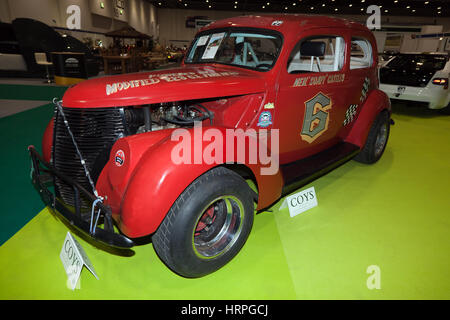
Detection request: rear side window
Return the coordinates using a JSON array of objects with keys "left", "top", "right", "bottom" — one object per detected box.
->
[
  {"left": 350, "top": 38, "right": 373, "bottom": 69},
  {"left": 287, "top": 35, "right": 345, "bottom": 74}
]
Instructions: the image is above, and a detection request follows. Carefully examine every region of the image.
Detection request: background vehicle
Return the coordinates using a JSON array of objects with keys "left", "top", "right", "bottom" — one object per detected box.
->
[
  {"left": 378, "top": 50, "right": 399, "bottom": 67},
  {"left": 29, "top": 15, "right": 392, "bottom": 278},
  {"left": 0, "top": 18, "right": 99, "bottom": 78},
  {"left": 379, "top": 52, "right": 450, "bottom": 113}
]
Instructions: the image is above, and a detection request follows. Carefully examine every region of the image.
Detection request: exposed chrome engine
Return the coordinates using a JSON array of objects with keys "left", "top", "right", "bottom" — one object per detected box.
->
[{"left": 124, "top": 102, "right": 213, "bottom": 135}]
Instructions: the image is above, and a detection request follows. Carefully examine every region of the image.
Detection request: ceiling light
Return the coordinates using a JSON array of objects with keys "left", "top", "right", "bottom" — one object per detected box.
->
[{"left": 349, "top": 4, "right": 353, "bottom": 7}]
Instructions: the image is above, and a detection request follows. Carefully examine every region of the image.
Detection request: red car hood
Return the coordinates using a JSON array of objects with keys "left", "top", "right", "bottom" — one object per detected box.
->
[{"left": 62, "top": 65, "right": 266, "bottom": 108}]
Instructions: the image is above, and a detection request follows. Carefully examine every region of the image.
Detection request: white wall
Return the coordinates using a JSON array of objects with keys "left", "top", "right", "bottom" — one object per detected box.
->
[
  {"left": 157, "top": 8, "right": 450, "bottom": 50},
  {"left": 0, "top": 0, "right": 11, "bottom": 23},
  {"left": 157, "top": 8, "right": 239, "bottom": 47},
  {"left": 128, "top": 0, "right": 157, "bottom": 35},
  {"left": 0, "top": 0, "right": 158, "bottom": 47},
  {"left": 6, "top": 0, "right": 62, "bottom": 27},
  {"left": 1, "top": 1, "right": 448, "bottom": 51},
  {"left": 417, "top": 25, "right": 443, "bottom": 52}
]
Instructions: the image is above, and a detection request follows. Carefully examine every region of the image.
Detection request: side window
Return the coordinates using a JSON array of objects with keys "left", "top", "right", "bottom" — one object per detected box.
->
[
  {"left": 350, "top": 38, "right": 373, "bottom": 69},
  {"left": 287, "top": 35, "right": 345, "bottom": 74}
]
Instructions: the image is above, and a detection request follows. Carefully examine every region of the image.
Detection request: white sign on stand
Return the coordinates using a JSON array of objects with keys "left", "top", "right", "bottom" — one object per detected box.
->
[
  {"left": 280, "top": 186, "right": 318, "bottom": 217},
  {"left": 60, "top": 232, "right": 98, "bottom": 290}
]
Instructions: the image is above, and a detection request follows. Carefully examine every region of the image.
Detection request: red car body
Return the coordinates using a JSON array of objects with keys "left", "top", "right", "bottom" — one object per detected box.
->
[{"left": 31, "top": 15, "right": 390, "bottom": 256}]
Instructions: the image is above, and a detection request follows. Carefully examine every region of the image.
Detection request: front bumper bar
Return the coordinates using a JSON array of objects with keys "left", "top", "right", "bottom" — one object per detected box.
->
[{"left": 28, "top": 145, "right": 134, "bottom": 249}]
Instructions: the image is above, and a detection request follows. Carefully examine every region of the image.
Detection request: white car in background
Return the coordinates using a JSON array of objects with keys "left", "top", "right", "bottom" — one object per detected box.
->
[{"left": 379, "top": 52, "right": 450, "bottom": 114}]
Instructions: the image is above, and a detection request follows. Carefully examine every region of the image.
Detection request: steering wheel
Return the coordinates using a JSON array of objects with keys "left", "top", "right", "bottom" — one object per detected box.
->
[{"left": 255, "top": 63, "right": 272, "bottom": 70}]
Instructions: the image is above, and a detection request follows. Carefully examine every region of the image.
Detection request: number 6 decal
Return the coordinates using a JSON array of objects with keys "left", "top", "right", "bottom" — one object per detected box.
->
[{"left": 301, "top": 92, "right": 332, "bottom": 143}]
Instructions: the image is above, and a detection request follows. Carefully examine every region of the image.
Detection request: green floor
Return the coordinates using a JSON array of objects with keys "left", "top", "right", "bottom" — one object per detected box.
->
[
  {"left": 0, "top": 87, "right": 449, "bottom": 299},
  {"left": 0, "top": 84, "right": 66, "bottom": 246}
]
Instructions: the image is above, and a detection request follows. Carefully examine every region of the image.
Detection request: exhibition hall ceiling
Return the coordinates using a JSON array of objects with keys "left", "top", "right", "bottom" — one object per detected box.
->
[{"left": 146, "top": 0, "right": 449, "bottom": 17}]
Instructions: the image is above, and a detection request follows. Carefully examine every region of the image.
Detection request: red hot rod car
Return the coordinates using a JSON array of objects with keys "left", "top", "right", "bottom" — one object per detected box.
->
[{"left": 29, "top": 15, "right": 391, "bottom": 278}]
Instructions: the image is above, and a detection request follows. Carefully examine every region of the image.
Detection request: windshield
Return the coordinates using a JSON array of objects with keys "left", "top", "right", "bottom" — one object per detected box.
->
[
  {"left": 185, "top": 28, "right": 283, "bottom": 71},
  {"left": 386, "top": 54, "right": 448, "bottom": 72}
]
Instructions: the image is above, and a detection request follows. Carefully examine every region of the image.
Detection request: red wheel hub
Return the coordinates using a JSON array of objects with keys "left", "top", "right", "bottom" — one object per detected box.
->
[{"left": 195, "top": 205, "right": 216, "bottom": 234}]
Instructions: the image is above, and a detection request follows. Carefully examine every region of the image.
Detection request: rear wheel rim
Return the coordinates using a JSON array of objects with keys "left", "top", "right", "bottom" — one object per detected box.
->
[
  {"left": 374, "top": 121, "right": 388, "bottom": 158},
  {"left": 193, "top": 196, "right": 244, "bottom": 260}
]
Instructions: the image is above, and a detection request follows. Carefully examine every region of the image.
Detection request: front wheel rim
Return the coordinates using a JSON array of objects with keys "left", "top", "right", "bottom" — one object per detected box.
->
[{"left": 193, "top": 195, "right": 244, "bottom": 260}]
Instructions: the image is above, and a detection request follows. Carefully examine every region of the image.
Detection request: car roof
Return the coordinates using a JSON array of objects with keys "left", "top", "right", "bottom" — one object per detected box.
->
[{"left": 201, "top": 14, "right": 368, "bottom": 34}]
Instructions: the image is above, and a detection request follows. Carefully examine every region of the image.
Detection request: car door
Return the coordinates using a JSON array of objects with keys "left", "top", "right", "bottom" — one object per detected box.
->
[
  {"left": 274, "top": 28, "right": 352, "bottom": 164},
  {"left": 337, "top": 32, "right": 378, "bottom": 140}
]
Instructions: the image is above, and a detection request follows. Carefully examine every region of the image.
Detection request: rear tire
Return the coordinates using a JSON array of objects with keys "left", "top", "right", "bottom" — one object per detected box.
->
[
  {"left": 152, "top": 167, "right": 254, "bottom": 278},
  {"left": 354, "top": 110, "right": 390, "bottom": 164},
  {"left": 439, "top": 103, "right": 450, "bottom": 115}
]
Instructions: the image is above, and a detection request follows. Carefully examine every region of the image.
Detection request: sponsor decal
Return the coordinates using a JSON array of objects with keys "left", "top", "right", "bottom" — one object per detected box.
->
[
  {"left": 271, "top": 20, "right": 283, "bottom": 26},
  {"left": 64, "top": 58, "right": 79, "bottom": 67},
  {"left": 257, "top": 111, "right": 273, "bottom": 128},
  {"left": 105, "top": 69, "right": 240, "bottom": 96},
  {"left": 343, "top": 104, "right": 358, "bottom": 126},
  {"left": 264, "top": 102, "right": 275, "bottom": 109},
  {"left": 115, "top": 150, "right": 125, "bottom": 167},
  {"left": 300, "top": 92, "right": 332, "bottom": 143},
  {"left": 395, "top": 86, "right": 405, "bottom": 97},
  {"left": 360, "top": 77, "right": 370, "bottom": 102},
  {"left": 293, "top": 73, "right": 345, "bottom": 87}
]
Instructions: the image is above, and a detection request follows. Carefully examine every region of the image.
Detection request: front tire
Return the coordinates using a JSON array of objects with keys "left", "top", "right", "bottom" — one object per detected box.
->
[
  {"left": 152, "top": 167, "right": 254, "bottom": 278},
  {"left": 354, "top": 110, "right": 390, "bottom": 164}
]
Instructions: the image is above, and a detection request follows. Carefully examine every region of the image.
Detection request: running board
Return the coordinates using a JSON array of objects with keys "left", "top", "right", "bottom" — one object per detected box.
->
[{"left": 281, "top": 142, "right": 360, "bottom": 196}]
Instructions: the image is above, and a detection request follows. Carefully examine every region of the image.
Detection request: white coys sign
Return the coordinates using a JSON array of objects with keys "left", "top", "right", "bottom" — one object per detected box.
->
[
  {"left": 280, "top": 186, "right": 318, "bottom": 217},
  {"left": 60, "top": 232, "right": 98, "bottom": 290}
]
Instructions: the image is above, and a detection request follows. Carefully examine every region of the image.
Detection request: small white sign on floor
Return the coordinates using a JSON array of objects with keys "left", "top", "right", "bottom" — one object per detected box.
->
[
  {"left": 280, "top": 186, "right": 318, "bottom": 217},
  {"left": 60, "top": 232, "right": 98, "bottom": 290}
]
